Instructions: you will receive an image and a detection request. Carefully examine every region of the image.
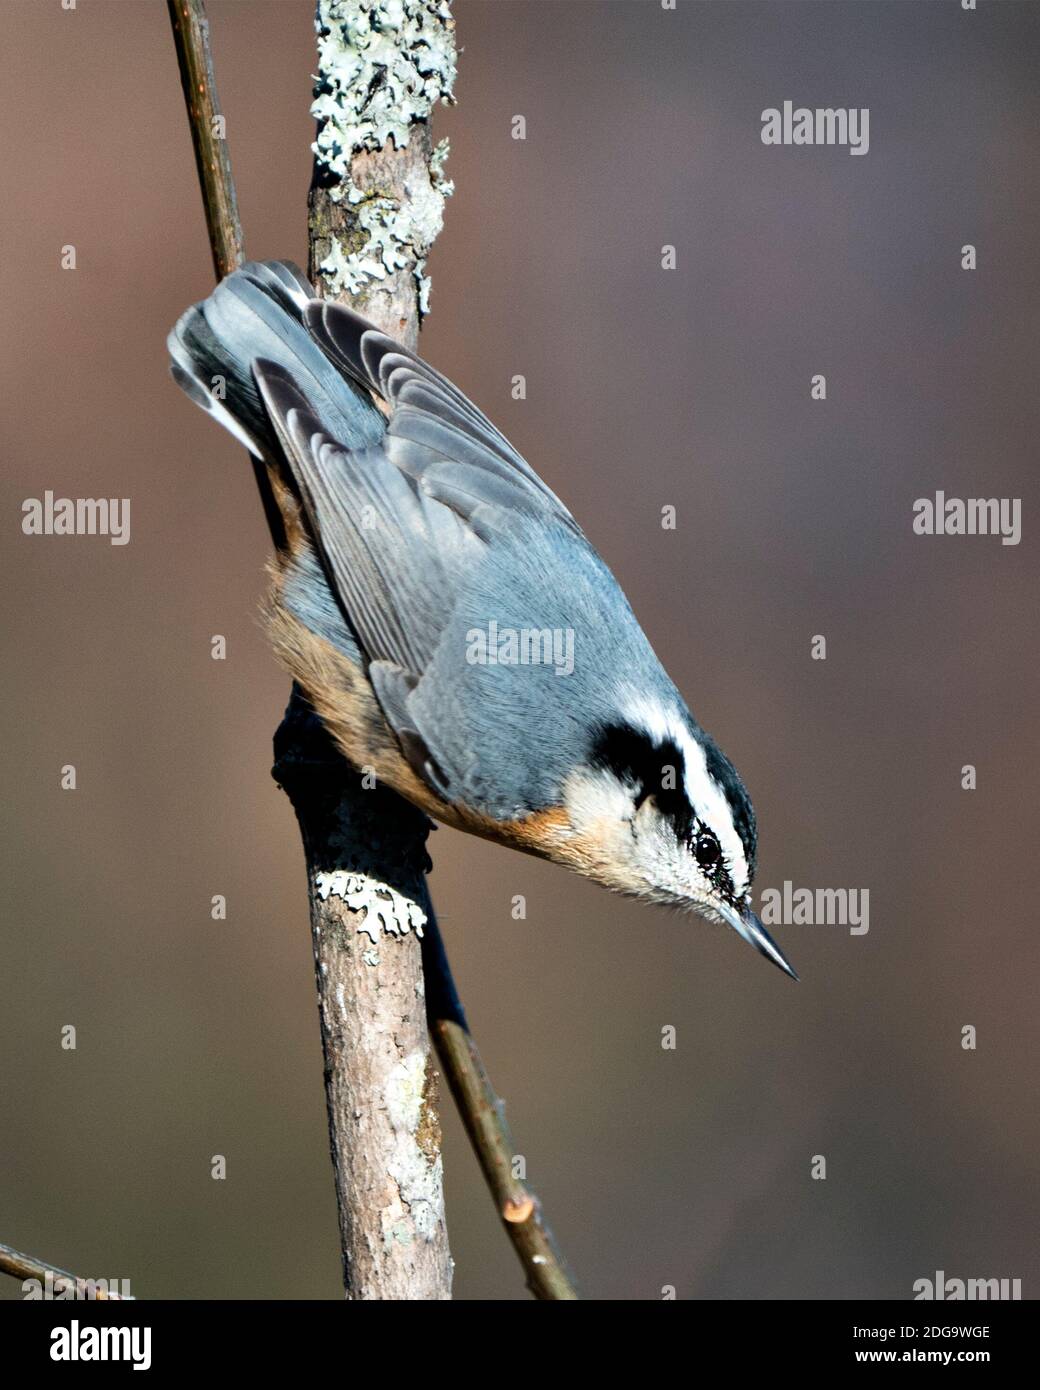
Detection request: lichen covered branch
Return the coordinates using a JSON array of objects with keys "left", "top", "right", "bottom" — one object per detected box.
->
[
  {"left": 309, "top": 0, "right": 455, "bottom": 317},
  {"left": 288, "top": 0, "right": 459, "bottom": 1300}
]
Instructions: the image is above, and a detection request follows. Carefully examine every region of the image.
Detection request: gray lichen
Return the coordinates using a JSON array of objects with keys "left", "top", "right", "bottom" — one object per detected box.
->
[
  {"left": 311, "top": 0, "right": 456, "bottom": 307},
  {"left": 382, "top": 1052, "right": 445, "bottom": 1245}
]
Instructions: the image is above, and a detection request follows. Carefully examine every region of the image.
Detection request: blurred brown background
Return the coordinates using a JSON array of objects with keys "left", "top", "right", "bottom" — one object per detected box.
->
[{"left": 2, "top": 0, "right": 1038, "bottom": 1301}]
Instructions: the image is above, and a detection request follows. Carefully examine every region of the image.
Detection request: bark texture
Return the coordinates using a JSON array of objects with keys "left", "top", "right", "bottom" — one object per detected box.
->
[
  {"left": 308, "top": 123, "right": 439, "bottom": 341},
  {"left": 270, "top": 47, "right": 454, "bottom": 1301},
  {"left": 274, "top": 701, "right": 452, "bottom": 1300}
]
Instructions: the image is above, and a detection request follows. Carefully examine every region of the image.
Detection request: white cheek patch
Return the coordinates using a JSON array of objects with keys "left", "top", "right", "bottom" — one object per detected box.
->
[
  {"left": 617, "top": 692, "right": 750, "bottom": 899},
  {"left": 562, "top": 765, "right": 634, "bottom": 837},
  {"left": 561, "top": 765, "right": 712, "bottom": 904}
]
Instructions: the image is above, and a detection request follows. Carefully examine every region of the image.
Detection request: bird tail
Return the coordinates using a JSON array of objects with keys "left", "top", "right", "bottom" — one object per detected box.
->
[{"left": 167, "top": 260, "right": 385, "bottom": 467}]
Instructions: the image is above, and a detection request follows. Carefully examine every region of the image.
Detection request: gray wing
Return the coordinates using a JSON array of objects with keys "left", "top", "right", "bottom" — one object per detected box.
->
[
  {"left": 169, "top": 263, "right": 669, "bottom": 818},
  {"left": 302, "top": 299, "right": 583, "bottom": 537},
  {"left": 253, "top": 318, "right": 608, "bottom": 810},
  {"left": 254, "top": 359, "right": 480, "bottom": 673}
]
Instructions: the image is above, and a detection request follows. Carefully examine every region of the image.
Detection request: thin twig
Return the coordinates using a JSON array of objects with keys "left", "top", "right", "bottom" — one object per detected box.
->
[
  {"left": 421, "top": 918, "right": 578, "bottom": 1299},
  {"left": 167, "top": 0, "right": 577, "bottom": 1300},
  {"left": 0, "top": 1242, "right": 134, "bottom": 1300},
  {"left": 167, "top": 0, "right": 243, "bottom": 280},
  {"left": 167, "top": 0, "right": 286, "bottom": 546}
]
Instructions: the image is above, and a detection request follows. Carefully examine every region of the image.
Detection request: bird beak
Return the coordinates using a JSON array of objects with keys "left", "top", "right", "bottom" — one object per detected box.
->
[{"left": 716, "top": 900, "right": 799, "bottom": 981}]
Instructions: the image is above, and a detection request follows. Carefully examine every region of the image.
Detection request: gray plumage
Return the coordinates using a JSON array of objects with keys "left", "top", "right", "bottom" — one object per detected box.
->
[
  {"left": 169, "top": 262, "right": 798, "bottom": 979},
  {"left": 170, "top": 262, "right": 684, "bottom": 818}
]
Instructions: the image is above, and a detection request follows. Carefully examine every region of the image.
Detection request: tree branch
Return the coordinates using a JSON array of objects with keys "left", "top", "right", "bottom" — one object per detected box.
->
[
  {"left": 0, "top": 1242, "right": 133, "bottom": 1300},
  {"left": 168, "top": 0, "right": 577, "bottom": 1300}
]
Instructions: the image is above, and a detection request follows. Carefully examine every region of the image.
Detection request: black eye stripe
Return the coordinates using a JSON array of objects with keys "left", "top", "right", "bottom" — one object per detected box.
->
[
  {"left": 589, "top": 722, "right": 753, "bottom": 896},
  {"left": 589, "top": 724, "right": 695, "bottom": 840}
]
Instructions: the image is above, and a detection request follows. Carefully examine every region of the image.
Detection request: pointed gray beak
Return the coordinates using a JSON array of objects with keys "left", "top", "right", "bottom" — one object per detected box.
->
[{"left": 717, "top": 900, "right": 799, "bottom": 980}]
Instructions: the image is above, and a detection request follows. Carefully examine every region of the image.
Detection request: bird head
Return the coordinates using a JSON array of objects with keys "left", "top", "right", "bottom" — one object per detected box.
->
[{"left": 558, "top": 702, "right": 797, "bottom": 980}]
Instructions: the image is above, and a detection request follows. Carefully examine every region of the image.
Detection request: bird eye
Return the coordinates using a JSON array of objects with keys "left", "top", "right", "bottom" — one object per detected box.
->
[{"left": 694, "top": 830, "right": 721, "bottom": 869}]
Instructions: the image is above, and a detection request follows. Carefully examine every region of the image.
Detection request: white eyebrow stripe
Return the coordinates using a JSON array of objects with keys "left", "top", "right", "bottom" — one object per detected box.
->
[
  {"left": 618, "top": 692, "right": 750, "bottom": 898},
  {"left": 681, "top": 735, "right": 749, "bottom": 895}
]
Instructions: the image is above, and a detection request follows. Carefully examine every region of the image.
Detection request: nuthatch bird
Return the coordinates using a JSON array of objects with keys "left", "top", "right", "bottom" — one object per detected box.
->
[{"left": 169, "top": 261, "right": 797, "bottom": 979}]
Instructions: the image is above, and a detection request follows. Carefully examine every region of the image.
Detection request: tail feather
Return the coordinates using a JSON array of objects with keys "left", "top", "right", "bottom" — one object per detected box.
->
[{"left": 167, "top": 260, "right": 385, "bottom": 465}]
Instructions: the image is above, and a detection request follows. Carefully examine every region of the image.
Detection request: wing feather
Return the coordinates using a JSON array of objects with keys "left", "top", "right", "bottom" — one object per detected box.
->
[
  {"left": 254, "top": 358, "right": 481, "bottom": 676},
  {"left": 303, "top": 298, "right": 581, "bottom": 532}
]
